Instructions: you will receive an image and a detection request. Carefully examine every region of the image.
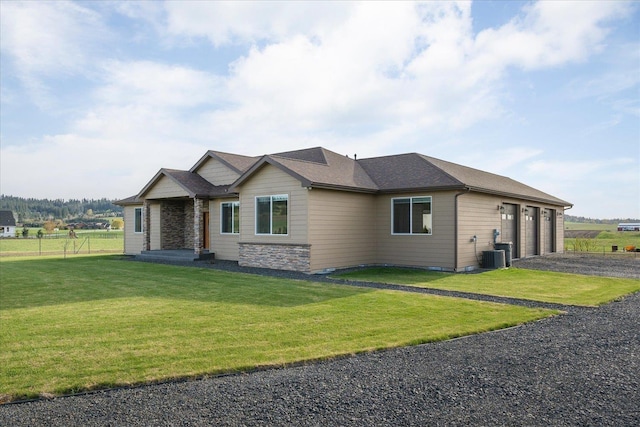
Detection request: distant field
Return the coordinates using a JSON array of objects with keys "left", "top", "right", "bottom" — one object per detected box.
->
[
  {"left": 564, "top": 222, "right": 620, "bottom": 232},
  {"left": 0, "top": 231, "right": 123, "bottom": 256}
]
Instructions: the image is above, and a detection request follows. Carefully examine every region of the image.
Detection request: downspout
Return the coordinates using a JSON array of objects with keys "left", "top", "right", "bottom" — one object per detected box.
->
[{"left": 454, "top": 187, "right": 471, "bottom": 272}]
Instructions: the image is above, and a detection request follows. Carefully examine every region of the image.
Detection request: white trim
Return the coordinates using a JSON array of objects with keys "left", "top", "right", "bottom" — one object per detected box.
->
[
  {"left": 391, "top": 196, "right": 433, "bottom": 235},
  {"left": 134, "top": 207, "right": 143, "bottom": 234},
  {"left": 255, "top": 194, "right": 289, "bottom": 236},
  {"left": 220, "top": 201, "right": 240, "bottom": 234}
]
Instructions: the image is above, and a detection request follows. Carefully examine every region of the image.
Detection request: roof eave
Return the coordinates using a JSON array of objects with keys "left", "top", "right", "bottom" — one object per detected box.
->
[
  {"left": 377, "top": 184, "right": 468, "bottom": 194},
  {"left": 466, "top": 186, "right": 572, "bottom": 207},
  {"left": 307, "top": 183, "right": 379, "bottom": 194}
]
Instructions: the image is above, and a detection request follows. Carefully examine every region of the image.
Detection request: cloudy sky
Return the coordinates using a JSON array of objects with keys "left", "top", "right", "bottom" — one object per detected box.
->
[{"left": 1, "top": 1, "right": 638, "bottom": 219}]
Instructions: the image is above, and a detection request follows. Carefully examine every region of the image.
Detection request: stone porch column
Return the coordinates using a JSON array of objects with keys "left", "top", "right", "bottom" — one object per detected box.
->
[
  {"left": 143, "top": 200, "right": 151, "bottom": 251},
  {"left": 193, "top": 198, "right": 203, "bottom": 255}
]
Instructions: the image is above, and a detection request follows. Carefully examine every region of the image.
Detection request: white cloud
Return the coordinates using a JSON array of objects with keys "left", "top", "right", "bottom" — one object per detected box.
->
[
  {"left": 95, "top": 61, "right": 224, "bottom": 109},
  {"left": 0, "top": 1, "right": 108, "bottom": 107},
  {"left": 163, "top": 1, "right": 353, "bottom": 46},
  {"left": 1, "top": 0, "right": 637, "bottom": 216}
]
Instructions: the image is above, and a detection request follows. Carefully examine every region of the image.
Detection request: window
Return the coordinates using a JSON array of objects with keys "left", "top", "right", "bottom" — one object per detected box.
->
[
  {"left": 256, "top": 195, "right": 288, "bottom": 235},
  {"left": 134, "top": 207, "right": 143, "bottom": 233},
  {"left": 392, "top": 196, "right": 432, "bottom": 234},
  {"left": 221, "top": 202, "right": 240, "bottom": 234}
]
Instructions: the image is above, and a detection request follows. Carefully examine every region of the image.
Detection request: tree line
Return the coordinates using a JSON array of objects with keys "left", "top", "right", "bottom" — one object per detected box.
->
[
  {"left": 0, "top": 195, "right": 123, "bottom": 223},
  {"left": 565, "top": 215, "right": 640, "bottom": 224}
]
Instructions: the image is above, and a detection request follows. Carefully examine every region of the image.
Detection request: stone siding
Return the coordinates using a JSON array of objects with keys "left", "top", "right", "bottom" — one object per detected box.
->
[
  {"left": 239, "top": 243, "right": 311, "bottom": 272},
  {"left": 161, "top": 200, "right": 190, "bottom": 249}
]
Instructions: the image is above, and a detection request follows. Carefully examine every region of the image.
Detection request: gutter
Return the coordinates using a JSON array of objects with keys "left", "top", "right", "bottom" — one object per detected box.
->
[{"left": 454, "top": 187, "right": 471, "bottom": 272}]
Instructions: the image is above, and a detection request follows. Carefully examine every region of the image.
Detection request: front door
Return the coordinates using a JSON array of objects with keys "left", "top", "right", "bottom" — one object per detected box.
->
[{"left": 203, "top": 211, "right": 210, "bottom": 250}]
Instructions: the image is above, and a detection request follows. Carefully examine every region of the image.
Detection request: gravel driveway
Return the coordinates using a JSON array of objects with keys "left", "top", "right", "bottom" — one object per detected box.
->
[{"left": 1, "top": 255, "right": 638, "bottom": 426}]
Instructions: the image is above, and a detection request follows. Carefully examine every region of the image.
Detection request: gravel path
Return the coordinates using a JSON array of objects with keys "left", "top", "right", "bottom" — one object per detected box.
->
[{"left": 1, "top": 256, "right": 639, "bottom": 426}]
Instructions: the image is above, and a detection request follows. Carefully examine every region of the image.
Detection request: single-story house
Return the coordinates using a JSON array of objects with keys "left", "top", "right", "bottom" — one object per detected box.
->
[
  {"left": 0, "top": 210, "right": 17, "bottom": 237},
  {"left": 116, "top": 147, "right": 572, "bottom": 273}
]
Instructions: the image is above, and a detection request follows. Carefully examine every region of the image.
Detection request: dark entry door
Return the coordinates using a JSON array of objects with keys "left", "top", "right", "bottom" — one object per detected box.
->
[
  {"left": 525, "top": 206, "right": 538, "bottom": 257},
  {"left": 203, "top": 211, "right": 210, "bottom": 250},
  {"left": 544, "top": 209, "right": 554, "bottom": 253},
  {"left": 501, "top": 203, "right": 518, "bottom": 258}
]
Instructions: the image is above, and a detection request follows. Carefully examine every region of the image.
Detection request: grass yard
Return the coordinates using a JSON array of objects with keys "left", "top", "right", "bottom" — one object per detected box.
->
[
  {"left": 0, "top": 233, "right": 123, "bottom": 256},
  {"left": 0, "top": 256, "right": 556, "bottom": 402},
  {"left": 335, "top": 268, "right": 640, "bottom": 306}
]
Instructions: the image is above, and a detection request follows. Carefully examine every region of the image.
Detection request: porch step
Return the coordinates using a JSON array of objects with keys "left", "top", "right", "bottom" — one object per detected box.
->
[{"left": 137, "top": 250, "right": 215, "bottom": 262}]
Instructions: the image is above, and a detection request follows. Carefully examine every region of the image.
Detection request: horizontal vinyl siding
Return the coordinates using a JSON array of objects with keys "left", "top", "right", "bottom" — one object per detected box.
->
[
  {"left": 308, "top": 190, "right": 376, "bottom": 272},
  {"left": 196, "top": 159, "right": 241, "bottom": 185},
  {"left": 145, "top": 176, "right": 189, "bottom": 199},
  {"left": 237, "top": 165, "right": 308, "bottom": 245},
  {"left": 556, "top": 213, "right": 565, "bottom": 253},
  {"left": 209, "top": 199, "right": 239, "bottom": 260},
  {"left": 457, "top": 193, "right": 501, "bottom": 269},
  {"left": 375, "top": 192, "right": 456, "bottom": 269},
  {"left": 123, "top": 205, "right": 143, "bottom": 255},
  {"left": 149, "top": 202, "right": 161, "bottom": 250}
]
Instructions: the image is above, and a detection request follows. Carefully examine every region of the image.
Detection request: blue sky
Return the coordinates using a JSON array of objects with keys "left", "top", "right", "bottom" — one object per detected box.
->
[{"left": 1, "top": 1, "right": 638, "bottom": 219}]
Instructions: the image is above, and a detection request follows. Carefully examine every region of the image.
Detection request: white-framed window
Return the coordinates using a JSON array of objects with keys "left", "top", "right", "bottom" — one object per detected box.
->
[
  {"left": 221, "top": 201, "right": 240, "bottom": 234},
  {"left": 256, "top": 194, "right": 288, "bottom": 235},
  {"left": 391, "top": 196, "right": 432, "bottom": 235},
  {"left": 134, "top": 207, "right": 143, "bottom": 233}
]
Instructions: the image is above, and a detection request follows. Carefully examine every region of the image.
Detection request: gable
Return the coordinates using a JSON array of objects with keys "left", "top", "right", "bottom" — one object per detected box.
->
[
  {"left": 144, "top": 175, "right": 190, "bottom": 199},
  {"left": 231, "top": 147, "right": 378, "bottom": 193},
  {"left": 194, "top": 157, "right": 242, "bottom": 185}
]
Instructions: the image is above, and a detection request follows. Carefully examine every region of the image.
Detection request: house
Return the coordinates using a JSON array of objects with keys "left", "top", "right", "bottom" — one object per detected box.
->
[
  {"left": 0, "top": 210, "right": 17, "bottom": 237},
  {"left": 116, "top": 147, "right": 572, "bottom": 273}
]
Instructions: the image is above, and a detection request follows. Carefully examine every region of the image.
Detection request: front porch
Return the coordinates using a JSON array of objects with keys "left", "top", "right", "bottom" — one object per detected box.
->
[{"left": 137, "top": 249, "right": 215, "bottom": 262}]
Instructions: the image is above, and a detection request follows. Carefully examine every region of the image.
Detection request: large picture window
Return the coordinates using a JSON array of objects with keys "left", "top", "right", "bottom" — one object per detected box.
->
[
  {"left": 392, "top": 196, "right": 432, "bottom": 235},
  {"left": 256, "top": 195, "right": 288, "bottom": 235},
  {"left": 134, "top": 207, "right": 143, "bottom": 233},
  {"left": 221, "top": 202, "right": 239, "bottom": 234}
]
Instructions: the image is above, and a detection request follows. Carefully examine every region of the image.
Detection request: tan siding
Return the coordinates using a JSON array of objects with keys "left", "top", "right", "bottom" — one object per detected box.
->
[
  {"left": 209, "top": 199, "right": 240, "bottom": 260},
  {"left": 149, "top": 202, "right": 161, "bottom": 250},
  {"left": 457, "top": 192, "right": 502, "bottom": 269},
  {"left": 145, "top": 176, "right": 189, "bottom": 199},
  {"left": 237, "top": 165, "right": 308, "bottom": 245},
  {"left": 307, "top": 190, "right": 376, "bottom": 272},
  {"left": 196, "top": 158, "right": 241, "bottom": 185},
  {"left": 374, "top": 192, "right": 456, "bottom": 269},
  {"left": 123, "top": 205, "right": 143, "bottom": 254},
  {"left": 556, "top": 211, "right": 565, "bottom": 253}
]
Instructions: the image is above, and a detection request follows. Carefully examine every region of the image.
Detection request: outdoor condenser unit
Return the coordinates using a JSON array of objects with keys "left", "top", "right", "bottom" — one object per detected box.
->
[{"left": 482, "top": 250, "right": 506, "bottom": 269}]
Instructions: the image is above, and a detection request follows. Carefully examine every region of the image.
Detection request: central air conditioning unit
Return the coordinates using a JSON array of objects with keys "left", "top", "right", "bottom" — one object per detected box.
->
[{"left": 482, "top": 250, "right": 506, "bottom": 269}]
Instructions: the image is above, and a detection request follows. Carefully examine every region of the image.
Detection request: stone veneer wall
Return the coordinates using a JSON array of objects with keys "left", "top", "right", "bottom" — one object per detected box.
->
[
  {"left": 161, "top": 200, "right": 190, "bottom": 249},
  {"left": 239, "top": 243, "right": 311, "bottom": 272},
  {"left": 183, "top": 203, "right": 194, "bottom": 250}
]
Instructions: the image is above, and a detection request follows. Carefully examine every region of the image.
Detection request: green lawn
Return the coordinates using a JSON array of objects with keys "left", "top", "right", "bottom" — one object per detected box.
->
[
  {"left": 0, "top": 256, "right": 556, "bottom": 402},
  {"left": 335, "top": 267, "right": 640, "bottom": 306},
  {"left": 0, "top": 233, "right": 123, "bottom": 256}
]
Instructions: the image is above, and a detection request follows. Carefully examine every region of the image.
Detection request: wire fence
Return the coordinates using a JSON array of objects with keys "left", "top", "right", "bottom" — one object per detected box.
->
[{"left": 0, "top": 235, "right": 124, "bottom": 258}]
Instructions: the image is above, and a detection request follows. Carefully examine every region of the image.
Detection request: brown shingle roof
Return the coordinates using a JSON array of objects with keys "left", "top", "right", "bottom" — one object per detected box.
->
[
  {"left": 191, "top": 150, "right": 259, "bottom": 174},
  {"left": 420, "top": 155, "right": 571, "bottom": 205},
  {"left": 357, "top": 153, "right": 464, "bottom": 191},
  {"left": 360, "top": 152, "right": 570, "bottom": 205},
  {"left": 139, "top": 168, "right": 231, "bottom": 199},
  {"left": 129, "top": 146, "right": 571, "bottom": 207},
  {"left": 232, "top": 147, "right": 378, "bottom": 192}
]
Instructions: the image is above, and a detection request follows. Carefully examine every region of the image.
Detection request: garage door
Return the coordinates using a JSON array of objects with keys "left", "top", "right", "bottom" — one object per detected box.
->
[
  {"left": 501, "top": 203, "right": 518, "bottom": 258},
  {"left": 525, "top": 206, "right": 539, "bottom": 257}
]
